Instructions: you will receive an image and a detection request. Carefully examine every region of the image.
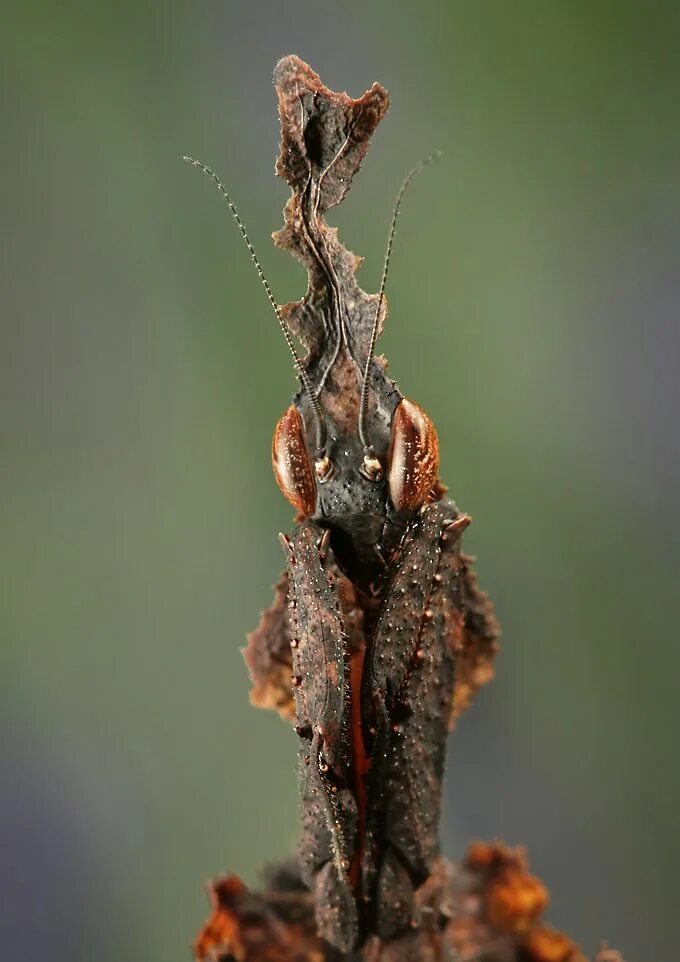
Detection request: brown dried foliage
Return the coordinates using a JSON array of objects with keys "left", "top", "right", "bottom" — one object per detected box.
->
[{"left": 194, "top": 843, "right": 599, "bottom": 962}]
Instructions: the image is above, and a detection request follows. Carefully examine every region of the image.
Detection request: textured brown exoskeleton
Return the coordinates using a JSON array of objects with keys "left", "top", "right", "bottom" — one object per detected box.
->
[{"left": 187, "top": 55, "right": 499, "bottom": 954}]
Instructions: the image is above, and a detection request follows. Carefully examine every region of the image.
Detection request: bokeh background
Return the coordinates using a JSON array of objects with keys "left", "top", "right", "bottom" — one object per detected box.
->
[{"left": 3, "top": 3, "right": 679, "bottom": 960}]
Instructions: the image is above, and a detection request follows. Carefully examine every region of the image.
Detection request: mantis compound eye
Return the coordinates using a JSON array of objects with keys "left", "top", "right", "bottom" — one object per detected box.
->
[
  {"left": 272, "top": 405, "right": 317, "bottom": 517},
  {"left": 387, "top": 397, "right": 440, "bottom": 512}
]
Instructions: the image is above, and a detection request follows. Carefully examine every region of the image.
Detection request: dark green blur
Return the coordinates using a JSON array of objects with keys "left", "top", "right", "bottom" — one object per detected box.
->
[{"left": 3, "top": 3, "right": 678, "bottom": 960}]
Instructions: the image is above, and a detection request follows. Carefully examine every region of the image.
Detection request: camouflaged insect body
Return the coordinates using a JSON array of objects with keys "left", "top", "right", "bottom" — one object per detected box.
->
[{"left": 245, "top": 55, "right": 500, "bottom": 953}]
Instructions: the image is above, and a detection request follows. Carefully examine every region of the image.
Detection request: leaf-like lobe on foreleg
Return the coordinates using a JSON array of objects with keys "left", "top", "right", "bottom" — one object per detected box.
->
[
  {"left": 452, "top": 553, "right": 501, "bottom": 722},
  {"left": 244, "top": 572, "right": 295, "bottom": 721}
]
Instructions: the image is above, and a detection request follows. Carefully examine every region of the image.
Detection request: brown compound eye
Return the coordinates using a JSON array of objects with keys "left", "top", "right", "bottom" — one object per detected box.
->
[
  {"left": 272, "top": 405, "right": 317, "bottom": 517},
  {"left": 387, "top": 398, "right": 440, "bottom": 512}
]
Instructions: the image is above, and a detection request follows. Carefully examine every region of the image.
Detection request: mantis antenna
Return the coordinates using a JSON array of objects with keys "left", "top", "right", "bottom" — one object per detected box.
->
[
  {"left": 183, "top": 156, "right": 327, "bottom": 454},
  {"left": 357, "top": 151, "right": 441, "bottom": 463}
]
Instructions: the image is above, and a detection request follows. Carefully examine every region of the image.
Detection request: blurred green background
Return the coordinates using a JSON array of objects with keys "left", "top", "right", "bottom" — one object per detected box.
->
[{"left": 3, "top": 3, "right": 679, "bottom": 960}]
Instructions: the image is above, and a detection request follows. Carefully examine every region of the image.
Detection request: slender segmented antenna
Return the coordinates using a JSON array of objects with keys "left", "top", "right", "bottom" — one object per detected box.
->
[
  {"left": 357, "top": 151, "right": 441, "bottom": 457},
  {"left": 183, "top": 156, "right": 327, "bottom": 453}
]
